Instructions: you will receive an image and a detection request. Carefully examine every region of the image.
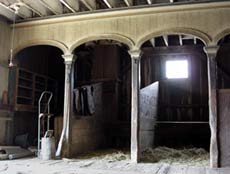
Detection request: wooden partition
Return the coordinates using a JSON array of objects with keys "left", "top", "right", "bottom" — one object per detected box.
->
[
  {"left": 218, "top": 89, "right": 230, "bottom": 167},
  {"left": 139, "top": 81, "right": 159, "bottom": 151}
]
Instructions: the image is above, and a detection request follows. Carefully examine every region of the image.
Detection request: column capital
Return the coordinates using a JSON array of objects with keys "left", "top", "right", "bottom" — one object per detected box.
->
[
  {"left": 203, "top": 45, "right": 219, "bottom": 55},
  {"left": 62, "top": 54, "right": 76, "bottom": 64},
  {"left": 128, "top": 50, "right": 142, "bottom": 60}
]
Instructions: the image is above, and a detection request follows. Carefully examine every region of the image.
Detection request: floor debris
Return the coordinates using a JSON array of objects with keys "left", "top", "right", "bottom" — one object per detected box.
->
[{"left": 140, "top": 147, "right": 209, "bottom": 166}]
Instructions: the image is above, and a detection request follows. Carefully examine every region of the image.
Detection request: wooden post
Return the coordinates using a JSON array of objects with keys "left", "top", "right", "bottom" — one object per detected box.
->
[
  {"left": 128, "top": 50, "right": 142, "bottom": 163},
  {"left": 204, "top": 46, "right": 219, "bottom": 168},
  {"left": 62, "top": 54, "right": 75, "bottom": 157}
]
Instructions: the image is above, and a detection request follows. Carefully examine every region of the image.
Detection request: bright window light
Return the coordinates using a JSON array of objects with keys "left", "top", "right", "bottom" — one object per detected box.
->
[{"left": 166, "top": 60, "right": 188, "bottom": 79}]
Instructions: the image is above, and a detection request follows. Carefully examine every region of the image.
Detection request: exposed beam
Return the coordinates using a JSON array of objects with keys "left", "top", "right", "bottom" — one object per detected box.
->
[
  {"left": 163, "top": 35, "right": 168, "bottom": 47},
  {"left": 102, "top": 0, "right": 113, "bottom": 8},
  {"left": 17, "top": 5, "right": 33, "bottom": 18},
  {"left": 9, "top": 2, "right": 32, "bottom": 19},
  {"left": 0, "top": 2, "right": 19, "bottom": 21},
  {"left": 59, "top": 0, "right": 76, "bottom": 13},
  {"left": 194, "top": 37, "right": 197, "bottom": 45},
  {"left": 39, "top": 0, "right": 63, "bottom": 15},
  {"left": 179, "top": 35, "right": 183, "bottom": 46},
  {"left": 80, "top": 0, "right": 96, "bottom": 11},
  {"left": 19, "top": 0, "right": 52, "bottom": 16},
  {"left": 124, "top": 0, "right": 133, "bottom": 7},
  {"left": 146, "top": 0, "right": 152, "bottom": 5},
  {"left": 150, "top": 38, "right": 155, "bottom": 47},
  {"left": 18, "top": 1, "right": 43, "bottom": 16}
]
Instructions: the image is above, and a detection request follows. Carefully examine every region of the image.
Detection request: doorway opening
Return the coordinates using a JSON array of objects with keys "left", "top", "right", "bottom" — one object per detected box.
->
[
  {"left": 139, "top": 34, "right": 210, "bottom": 166},
  {"left": 9, "top": 45, "right": 65, "bottom": 148},
  {"left": 70, "top": 40, "right": 131, "bottom": 160}
]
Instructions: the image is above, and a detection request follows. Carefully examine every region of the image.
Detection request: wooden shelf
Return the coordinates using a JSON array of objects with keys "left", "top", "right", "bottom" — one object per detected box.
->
[
  {"left": 9, "top": 67, "right": 58, "bottom": 112},
  {"left": 19, "top": 77, "right": 32, "bottom": 82},
  {"left": 18, "top": 85, "right": 33, "bottom": 90},
  {"left": 17, "top": 96, "right": 32, "bottom": 100},
  {"left": 156, "top": 121, "right": 209, "bottom": 124},
  {"left": 159, "top": 104, "right": 208, "bottom": 108}
]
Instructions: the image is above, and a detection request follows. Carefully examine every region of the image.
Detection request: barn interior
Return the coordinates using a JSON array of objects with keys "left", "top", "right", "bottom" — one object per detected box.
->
[{"left": 0, "top": 0, "right": 230, "bottom": 173}]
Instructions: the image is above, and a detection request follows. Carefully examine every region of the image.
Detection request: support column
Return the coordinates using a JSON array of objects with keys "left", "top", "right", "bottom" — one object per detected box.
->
[
  {"left": 56, "top": 54, "right": 75, "bottom": 158},
  {"left": 128, "top": 50, "right": 142, "bottom": 163},
  {"left": 204, "top": 45, "right": 219, "bottom": 168}
]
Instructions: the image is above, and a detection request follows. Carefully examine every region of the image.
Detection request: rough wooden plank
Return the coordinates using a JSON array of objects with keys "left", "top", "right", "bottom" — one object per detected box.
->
[
  {"left": 140, "top": 81, "right": 159, "bottom": 151},
  {"left": 218, "top": 89, "right": 230, "bottom": 167}
]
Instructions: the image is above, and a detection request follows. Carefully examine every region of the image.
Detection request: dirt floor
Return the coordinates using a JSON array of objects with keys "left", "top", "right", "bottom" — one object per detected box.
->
[{"left": 0, "top": 147, "right": 229, "bottom": 174}]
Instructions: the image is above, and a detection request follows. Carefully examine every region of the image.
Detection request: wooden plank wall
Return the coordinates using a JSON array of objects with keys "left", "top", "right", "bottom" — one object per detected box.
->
[
  {"left": 141, "top": 45, "right": 210, "bottom": 148},
  {"left": 217, "top": 41, "right": 230, "bottom": 167},
  {"left": 218, "top": 89, "right": 230, "bottom": 167}
]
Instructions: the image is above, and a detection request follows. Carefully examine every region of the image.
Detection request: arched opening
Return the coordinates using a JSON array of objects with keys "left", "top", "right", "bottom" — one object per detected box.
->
[
  {"left": 216, "top": 34, "right": 230, "bottom": 167},
  {"left": 139, "top": 34, "right": 210, "bottom": 166},
  {"left": 8, "top": 45, "right": 65, "bottom": 148},
  {"left": 70, "top": 39, "right": 131, "bottom": 159}
]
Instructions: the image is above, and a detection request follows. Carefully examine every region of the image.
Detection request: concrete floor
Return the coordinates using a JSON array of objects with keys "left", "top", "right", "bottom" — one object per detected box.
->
[{"left": 0, "top": 157, "right": 230, "bottom": 174}]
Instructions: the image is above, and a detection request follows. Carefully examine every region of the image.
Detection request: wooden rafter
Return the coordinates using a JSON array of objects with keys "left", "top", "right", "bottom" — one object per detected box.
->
[
  {"left": 146, "top": 0, "right": 152, "bottom": 5},
  {"left": 124, "top": 0, "right": 133, "bottom": 7},
  {"left": 80, "top": 0, "right": 96, "bottom": 11},
  {"left": 102, "top": 0, "right": 113, "bottom": 8},
  {"left": 163, "top": 35, "right": 169, "bottom": 46},
  {"left": 59, "top": 0, "right": 76, "bottom": 13}
]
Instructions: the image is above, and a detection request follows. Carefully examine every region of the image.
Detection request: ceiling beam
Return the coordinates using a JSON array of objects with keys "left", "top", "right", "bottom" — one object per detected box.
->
[
  {"left": 80, "top": 0, "right": 96, "bottom": 11},
  {"left": 150, "top": 38, "right": 155, "bottom": 47},
  {"left": 124, "top": 0, "right": 133, "bottom": 7},
  {"left": 103, "top": 0, "right": 113, "bottom": 8},
  {"left": 179, "top": 35, "right": 183, "bottom": 46},
  {"left": 19, "top": 0, "right": 52, "bottom": 16},
  {"left": 59, "top": 0, "right": 76, "bottom": 13},
  {"left": 18, "top": 1, "right": 43, "bottom": 16},
  {"left": 0, "top": 2, "right": 21, "bottom": 20},
  {"left": 146, "top": 0, "right": 152, "bottom": 5},
  {"left": 39, "top": 0, "right": 63, "bottom": 15},
  {"left": 194, "top": 37, "right": 197, "bottom": 44},
  {"left": 163, "top": 35, "right": 169, "bottom": 46}
]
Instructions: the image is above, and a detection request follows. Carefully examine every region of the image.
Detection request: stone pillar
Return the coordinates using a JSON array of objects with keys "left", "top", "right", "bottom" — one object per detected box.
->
[
  {"left": 128, "top": 50, "right": 142, "bottom": 163},
  {"left": 62, "top": 54, "right": 75, "bottom": 157},
  {"left": 204, "top": 45, "right": 219, "bottom": 168}
]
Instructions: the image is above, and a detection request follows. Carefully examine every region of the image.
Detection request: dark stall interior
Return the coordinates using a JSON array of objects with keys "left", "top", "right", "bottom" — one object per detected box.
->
[
  {"left": 70, "top": 41, "right": 131, "bottom": 156},
  {"left": 9, "top": 45, "right": 65, "bottom": 147},
  {"left": 216, "top": 34, "right": 230, "bottom": 167},
  {"left": 140, "top": 35, "right": 210, "bottom": 152}
]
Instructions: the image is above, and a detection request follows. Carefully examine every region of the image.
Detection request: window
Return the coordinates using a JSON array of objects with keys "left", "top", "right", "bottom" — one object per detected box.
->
[{"left": 165, "top": 60, "right": 188, "bottom": 79}]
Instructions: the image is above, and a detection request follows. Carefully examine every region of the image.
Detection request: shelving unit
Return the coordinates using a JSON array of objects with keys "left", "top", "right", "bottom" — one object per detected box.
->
[{"left": 10, "top": 67, "right": 58, "bottom": 112}]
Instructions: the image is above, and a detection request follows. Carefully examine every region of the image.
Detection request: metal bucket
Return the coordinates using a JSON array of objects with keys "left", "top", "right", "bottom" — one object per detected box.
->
[{"left": 41, "top": 137, "right": 55, "bottom": 160}]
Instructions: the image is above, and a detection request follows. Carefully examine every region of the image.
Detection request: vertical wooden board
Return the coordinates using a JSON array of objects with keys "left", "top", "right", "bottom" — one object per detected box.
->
[
  {"left": 218, "top": 89, "right": 230, "bottom": 167},
  {"left": 140, "top": 81, "right": 159, "bottom": 151}
]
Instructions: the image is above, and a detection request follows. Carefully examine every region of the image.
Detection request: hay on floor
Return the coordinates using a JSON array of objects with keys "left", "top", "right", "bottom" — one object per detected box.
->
[
  {"left": 77, "top": 149, "right": 130, "bottom": 162},
  {"left": 141, "top": 146, "right": 209, "bottom": 166},
  {"left": 76, "top": 147, "right": 209, "bottom": 166}
]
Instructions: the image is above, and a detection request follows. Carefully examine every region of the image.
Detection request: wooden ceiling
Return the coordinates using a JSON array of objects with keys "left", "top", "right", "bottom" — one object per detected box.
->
[{"left": 0, "top": 0, "right": 224, "bottom": 22}]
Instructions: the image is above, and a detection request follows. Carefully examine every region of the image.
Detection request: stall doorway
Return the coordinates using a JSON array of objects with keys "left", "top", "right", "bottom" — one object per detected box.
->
[
  {"left": 70, "top": 40, "right": 131, "bottom": 159},
  {"left": 139, "top": 34, "right": 210, "bottom": 166},
  {"left": 9, "top": 45, "right": 65, "bottom": 147}
]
